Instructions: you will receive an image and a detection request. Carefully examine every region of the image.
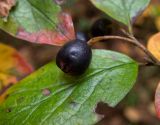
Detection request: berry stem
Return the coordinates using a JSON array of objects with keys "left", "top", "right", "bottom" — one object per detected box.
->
[{"left": 88, "top": 35, "right": 160, "bottom": 66}]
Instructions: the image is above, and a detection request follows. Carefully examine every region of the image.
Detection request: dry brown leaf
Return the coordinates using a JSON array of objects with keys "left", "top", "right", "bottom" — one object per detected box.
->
[
  {"left": 147, "top": 32, "right": 160, "bottom": 61},
  {"left": 0, "top": 0, "right": 16, "bottom": 17},
  {"left": 124, "top": 107, "right": 141, "bottom": 122}
]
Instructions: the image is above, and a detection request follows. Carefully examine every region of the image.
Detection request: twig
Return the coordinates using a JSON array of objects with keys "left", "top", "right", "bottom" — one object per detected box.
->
[
  {"left": 88, "top": 35, "right": 160, "bottom": 66},
  {"left": 130, "top": 36, "right": 160, "bottom": 65},
  {"left": 122, "top": 30, "right": 160, "bottom": 65}
]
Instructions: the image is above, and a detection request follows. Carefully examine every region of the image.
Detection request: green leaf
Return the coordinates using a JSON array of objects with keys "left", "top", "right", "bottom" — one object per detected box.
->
[
  {"left": 11, "top": 0, "right": 61, "bottom": 32},
  {"left": 0, "top": 50, "right": 138, "bottom": 125},
  {"left": 0, "top": 0, "right": 75, "bottom": 46},
  {"left": 90, "top": 0, "right": 150, "bottom": 29},
  {"left": 0, "top": 17, "right": 18, "bottom": 34}
]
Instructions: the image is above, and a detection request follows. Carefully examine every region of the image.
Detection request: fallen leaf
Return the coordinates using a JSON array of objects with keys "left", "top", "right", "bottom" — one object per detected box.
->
[
  {"left": 124, "top": 107, "right": 141, "bottom": 122},
  {"left": 0, "top": 73, "right": 17, "bottom": 92},
  {"left": 0, "top": 43, "right": 33, "bottom": 94},
  {"left": 147, "top": 32, "right": 160, "bottom": 61}
]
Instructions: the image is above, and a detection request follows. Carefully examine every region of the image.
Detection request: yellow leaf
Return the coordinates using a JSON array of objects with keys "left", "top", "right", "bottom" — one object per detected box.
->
[
  {"left": 147, "top": 32, "right": 160, "bottom": 61},
  {"left": 0, "top": 43, "right": 33, "bottom": 75},
  {"left": 0, "top": 73, "right": 17, "bottom": 89},
  {"left": 0, "top": 43, "right": 33, "bottom": 93},
  {"left": 0, "top": 43, "right": 16, "bottom": 73}
]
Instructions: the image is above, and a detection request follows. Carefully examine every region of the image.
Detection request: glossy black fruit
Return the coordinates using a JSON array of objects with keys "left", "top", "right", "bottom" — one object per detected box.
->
[
  {"left": 91, "top": 18, "right": 112, "bottom": 37},
  {"left": 76, "top": 32, "right": 89, "bottom": 42},
  {"left": 56, "top": 39, "right": 92, "bottom": 75}
]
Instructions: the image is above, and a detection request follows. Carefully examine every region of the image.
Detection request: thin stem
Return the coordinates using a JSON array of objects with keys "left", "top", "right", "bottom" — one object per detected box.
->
[
  {"left": 88, "top": 35, "right": 160, "bottom": 66},
  {"left": 122, "top": 29, "right": 160, "bottom": 65},
  {"left": 130, "top": 36, "right": 160, "bottom": 65},
  {"left": 88, "top": 36, "right": 134, "bottom": 45}
]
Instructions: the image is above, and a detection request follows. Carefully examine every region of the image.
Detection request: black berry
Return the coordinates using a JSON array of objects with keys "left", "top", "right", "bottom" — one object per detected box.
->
[
  {"left": 91, "top": 18, "right": 112, "bottom": 37},
  {"left": 76, "top": 32, "right": 89, "bottom": 42},
  {"left": 56, "top": 39, "right": 92, "bottom": 75}
]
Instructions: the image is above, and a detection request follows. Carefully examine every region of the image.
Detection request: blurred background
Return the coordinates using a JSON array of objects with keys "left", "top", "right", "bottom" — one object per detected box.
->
[{"left": 0, "top": 0, "right": 160, "bottom": 124}]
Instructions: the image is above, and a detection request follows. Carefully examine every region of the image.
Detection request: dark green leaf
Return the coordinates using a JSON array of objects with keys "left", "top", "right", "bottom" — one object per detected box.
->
[{"left": 0, "top": 50, "right": 138, "bottom": 125}]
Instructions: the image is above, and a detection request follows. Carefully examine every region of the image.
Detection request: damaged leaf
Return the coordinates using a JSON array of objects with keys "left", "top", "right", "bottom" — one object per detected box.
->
[
  {"left": 0, "top": 0, "right": 75, "bottom": 46},
  {"left": 0, "top": 50, "right": 138, "bottom": 125},
  {"left": 17, "top": 13, "right": 75, "bottom": 46}
]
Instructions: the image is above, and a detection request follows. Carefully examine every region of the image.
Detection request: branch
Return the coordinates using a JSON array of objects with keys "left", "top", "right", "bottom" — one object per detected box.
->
[{"left": 88, "top": 35, "right": 160, "bottom": 66}]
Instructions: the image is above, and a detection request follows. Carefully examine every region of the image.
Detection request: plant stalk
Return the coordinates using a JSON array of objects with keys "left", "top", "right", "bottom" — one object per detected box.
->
[{"left": 88, "top": 35, "right": 160, "bottom": 66}]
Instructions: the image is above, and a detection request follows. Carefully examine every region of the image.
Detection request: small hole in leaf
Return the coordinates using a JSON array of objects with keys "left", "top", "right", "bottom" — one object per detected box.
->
[{"left": 95, "top": 102, "right": 115, "bottom": 116}]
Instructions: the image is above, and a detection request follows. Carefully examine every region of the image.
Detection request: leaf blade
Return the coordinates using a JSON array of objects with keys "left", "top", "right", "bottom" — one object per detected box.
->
[
  {"left": 0, "top": 43, "right": 33, "bottom": 92},
  {"left": 90, "top": 0, "right": 150, "bottom": 28},
  {"left": 0, "top": 50, "right": 138, "bottom": 125},
  {"left": 0, "top": 0, "right": 75, "bottom": 46}
]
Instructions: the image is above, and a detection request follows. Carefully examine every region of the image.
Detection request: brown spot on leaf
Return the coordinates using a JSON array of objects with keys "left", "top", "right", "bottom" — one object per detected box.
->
[
  {"left": 42, "top": 88, "right": 51, "bottom": 96},
  {"left": 0, "top": 0, "right": 16, "bottom": 17},
  {"left": 6, "top": 108, "right": 12, "bottom": 113}
]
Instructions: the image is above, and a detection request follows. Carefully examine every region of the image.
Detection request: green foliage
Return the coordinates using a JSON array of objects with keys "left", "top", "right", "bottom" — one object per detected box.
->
[
  {"left": 0, "top": 50, "right": 138, "bottom": 125},
  {"left": 0, "top": 0, "right": 61, "bottom": 33},
  {"left": 0, "top": 0, "right": 75, "bottom": 46},
  {"left": 0, "top": 17, "right": 18, "bottom": 34},
  {"left": 90, "top": 0, "right": 150, "bottom": 31}
]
